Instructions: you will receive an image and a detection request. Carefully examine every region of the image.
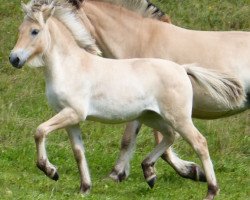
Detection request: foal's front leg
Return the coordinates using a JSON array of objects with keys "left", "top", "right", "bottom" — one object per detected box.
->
[
  {"left": 35, "top": 108, "right": 80, "bottom": 181},
  {"left": 66, "top": 125, "right": 91, "bottom": 194}
]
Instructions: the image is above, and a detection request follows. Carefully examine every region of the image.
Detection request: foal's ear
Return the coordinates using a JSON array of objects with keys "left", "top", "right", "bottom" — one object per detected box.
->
[
  {"left": 21, "top": 2, "right": 29, "bottom": 14},
  {"left": 41, "top": 4, "right": 55, "bottom": 23}
]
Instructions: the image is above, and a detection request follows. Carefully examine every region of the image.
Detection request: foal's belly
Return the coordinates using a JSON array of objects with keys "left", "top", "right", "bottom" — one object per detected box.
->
[{"left": 86, "top": 98, "right": 158, "bottom": 124}]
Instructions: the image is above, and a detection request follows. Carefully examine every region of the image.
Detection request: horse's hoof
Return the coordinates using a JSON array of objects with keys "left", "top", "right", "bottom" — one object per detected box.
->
[
  {"left": 118, "top": 171, "right": 126, "bottom": 182},
  {"left": 147, "top": 176, "right": 157, "bottom": 189},
  {"left": 80, "top": 183, "right": 91, "bottom": 194},
  {"left": 52, "top": 171, "right": 59, "bottom": 181},
  {"left": 109, "top": 169, "right": 127, "bottom": 182},
  {"left": 204, "top": 185, "right": 219, "bottom": 200},
  {"left": 203, "top": 195, "right": 215, "bottom": 200}
]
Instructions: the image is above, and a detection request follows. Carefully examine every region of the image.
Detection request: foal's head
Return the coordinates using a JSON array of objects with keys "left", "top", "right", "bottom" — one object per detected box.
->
[
  {"left": 10, "top": 0, "right": 101, "bottom": 69},
  {"left": 9, "top": 1, "right": 55, "bottom": 68}
]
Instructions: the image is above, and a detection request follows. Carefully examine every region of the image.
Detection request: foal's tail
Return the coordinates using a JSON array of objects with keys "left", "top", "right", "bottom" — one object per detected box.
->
[{"left": 184, "top": 64, "right": 246, "bottom": 109}]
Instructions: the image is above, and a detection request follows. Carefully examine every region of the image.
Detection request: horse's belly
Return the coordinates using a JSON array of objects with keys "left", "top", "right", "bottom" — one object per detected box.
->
[{"left": 192, "top": 91, "right": 248, "bottom": 119}]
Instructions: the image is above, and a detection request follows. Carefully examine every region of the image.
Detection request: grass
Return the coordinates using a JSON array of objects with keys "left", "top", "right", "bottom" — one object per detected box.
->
[{"left": 0, "top": 0, "right": 249, "bottom": 199}]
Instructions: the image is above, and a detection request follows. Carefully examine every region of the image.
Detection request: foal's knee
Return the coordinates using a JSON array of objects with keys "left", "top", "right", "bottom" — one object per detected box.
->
[{"left": 34, "top": 125, "right": 47, "bottom": 142}]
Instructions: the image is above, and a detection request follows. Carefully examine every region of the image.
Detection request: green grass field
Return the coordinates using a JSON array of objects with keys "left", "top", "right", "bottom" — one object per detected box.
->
[{"left": 0, "top": 0, "right": 249, "bottom": 199}]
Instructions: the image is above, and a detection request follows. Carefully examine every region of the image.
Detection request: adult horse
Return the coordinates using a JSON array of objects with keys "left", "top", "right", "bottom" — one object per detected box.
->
[
  {"left": 10, "top": 0, "right": 245, "bottom": 198},
  {"left": 68, "top": 0, "right": 250, "bottom": 182}
]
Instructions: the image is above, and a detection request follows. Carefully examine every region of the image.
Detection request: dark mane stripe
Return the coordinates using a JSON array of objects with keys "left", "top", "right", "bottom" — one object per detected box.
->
[
  {"left": 146, "top": 0, "right": 163, "bottom": 17},
  {"left": 68, "top": 0, "right": 83, "bottom": 9},
  {"left": 68, "top": 0, "right": 170, "bottom": 22}
]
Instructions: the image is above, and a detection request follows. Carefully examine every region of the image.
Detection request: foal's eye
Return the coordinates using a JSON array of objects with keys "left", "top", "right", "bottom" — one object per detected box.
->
[{"left": 31, "top": 29, "right": 39, "bottom": 36}]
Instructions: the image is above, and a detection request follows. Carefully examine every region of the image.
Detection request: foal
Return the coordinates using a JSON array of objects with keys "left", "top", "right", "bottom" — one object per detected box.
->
[{"left": 9, "top": 1, "right": 244, "bottom": 199}]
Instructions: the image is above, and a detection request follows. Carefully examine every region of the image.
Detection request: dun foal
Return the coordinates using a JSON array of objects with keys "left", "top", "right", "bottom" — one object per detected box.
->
[{"left": 9, "top": 1, "right": 245, "bottom": 199}]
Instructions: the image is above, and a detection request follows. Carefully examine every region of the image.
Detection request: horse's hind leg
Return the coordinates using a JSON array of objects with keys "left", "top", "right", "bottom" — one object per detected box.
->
[
  {"left": 110, "top": 121, "right": 141, "bottom": 182},
  {"left": 175, "top": 120, "right": 219, "bottom": 200},
  {"left": 66, "top": 125, "right": 91, "bottom": 194},
  {"left": 141, "top": 126, "right": 175, "bottom": 188},
  {"left": 154, "top": 131, "right": 206, "bottom": 182}
]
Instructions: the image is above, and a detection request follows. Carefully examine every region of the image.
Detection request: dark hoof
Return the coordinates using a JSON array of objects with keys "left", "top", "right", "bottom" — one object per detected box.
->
[
  {"left": 80, "top": 183, "right": 91, "bottom": 194},
  {"left": 147, "top": 176, "right": 157, "bottom": 189},
  {"left": 52, "top": 172, "right": 59, "bottom": 181},
  {"left": 109, "top": 169, "right": 127, "bottom": 182},
  {"left": 204, "top": 184, "right": 219, "bottom": 200},
  {"left": 36, "top": 161, "right": 59, "bottom": 181},
  {"left": 118, "top": 171, "right": 126, "bottom": 182}
]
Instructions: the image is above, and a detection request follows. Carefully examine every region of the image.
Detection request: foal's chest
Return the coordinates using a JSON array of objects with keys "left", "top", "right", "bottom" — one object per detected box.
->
[{"left": 45, "top": 82, "right": 72, "bottom": 111}]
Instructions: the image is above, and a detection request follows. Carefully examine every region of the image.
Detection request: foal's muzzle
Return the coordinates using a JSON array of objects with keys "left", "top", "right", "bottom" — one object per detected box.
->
[{"left": 9, "top": 52, "right": 25, "bottom": 69}]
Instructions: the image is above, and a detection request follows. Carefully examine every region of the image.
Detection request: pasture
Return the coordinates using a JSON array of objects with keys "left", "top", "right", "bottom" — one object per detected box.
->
[{"left": 0, "top": 0, "right": 249, "bottom": 199}]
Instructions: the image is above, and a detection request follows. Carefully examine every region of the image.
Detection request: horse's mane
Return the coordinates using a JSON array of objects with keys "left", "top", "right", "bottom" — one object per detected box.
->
[
  {"left": 23, "top": 0, "right": 101, "bottom": 55},
  {"left": 68, "top": 0, "right": 171, "bottom": 22}
]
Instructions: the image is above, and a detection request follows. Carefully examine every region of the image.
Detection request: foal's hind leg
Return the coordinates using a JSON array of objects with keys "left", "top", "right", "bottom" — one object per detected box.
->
[
  {"left": 154, "top": 131, "right": 206, "bottom": 182},
  {"left": 66, "top": 125, "right": 91, "bottom": 194},
  {"left": 175, "top": 120, "right": 219, "bottom": 200},
  {"left": 110, "top": 121, "right": 141, "bottom": 182},
  {"left": 141, "top": 127, "right": 175, "bottom": 188}
]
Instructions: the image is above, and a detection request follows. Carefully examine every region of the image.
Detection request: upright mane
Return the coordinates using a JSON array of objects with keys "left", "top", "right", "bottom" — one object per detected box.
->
[
  {"left": 23, "top": 0, "right": 101, "bottom": 55},
  {"left": 68, "top": 0, "right": 171, "bottom": 22}
]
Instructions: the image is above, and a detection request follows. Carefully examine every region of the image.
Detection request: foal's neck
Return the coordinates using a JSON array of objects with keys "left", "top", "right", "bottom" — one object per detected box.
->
[
  {"left": 45, "top": 18, "right": 88, "bottom": 74},
  {"left": 84, "top": 1, "right": 152, "bottom": 59}
]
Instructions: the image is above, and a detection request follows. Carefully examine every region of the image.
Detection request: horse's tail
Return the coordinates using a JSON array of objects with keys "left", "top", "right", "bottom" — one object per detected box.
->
[{"left": 184, "top": 64, "right": 246, "bottom": 109}]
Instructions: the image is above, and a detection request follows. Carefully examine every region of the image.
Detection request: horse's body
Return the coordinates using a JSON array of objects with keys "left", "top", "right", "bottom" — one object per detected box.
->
[
  {"left": 71, "top": 0, "right": 250, "bottom": 181},
  {"left": 10, "top": 1, "right": 246, "bottom": 199}
]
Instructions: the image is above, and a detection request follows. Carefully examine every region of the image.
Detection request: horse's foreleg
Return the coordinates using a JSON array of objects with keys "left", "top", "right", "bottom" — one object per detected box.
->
[
  {"left": 109, "top": 120, "right": 141, "bottom": 182},
  {"left": 142, "top": 128, "right": 175, "bottom": 188},
  {"left": 175, "top": 121, "right": 219, "bottom": 200},
  {"left": 154, "top": 131, "right": 206, "bottom": 182},
  {"left": 66, "top": 125, "right": 91, "bottom": 194},
  {"left": 35, "top": 108, "right": 80, "bottom": 181}
]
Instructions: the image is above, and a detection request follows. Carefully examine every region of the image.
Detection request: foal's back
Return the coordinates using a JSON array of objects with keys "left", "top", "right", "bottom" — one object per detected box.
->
[{"left": 86, "top": 55, "right": 193, "bottom": 123}]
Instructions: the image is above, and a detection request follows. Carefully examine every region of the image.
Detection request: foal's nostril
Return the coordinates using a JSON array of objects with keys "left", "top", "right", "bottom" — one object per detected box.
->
[{"left": 9, "top": 54, "right": 22, "bottom": 68}]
